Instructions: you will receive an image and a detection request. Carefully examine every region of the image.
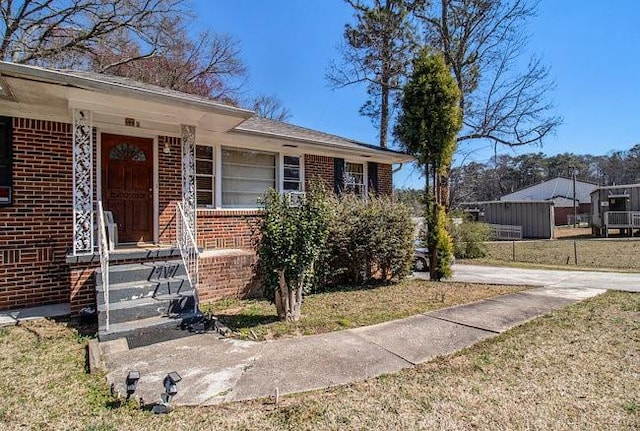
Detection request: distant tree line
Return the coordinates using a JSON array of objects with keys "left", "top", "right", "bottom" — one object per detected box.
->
[{"left": 397, "top": 145, "right": 640, "bottom": 213}]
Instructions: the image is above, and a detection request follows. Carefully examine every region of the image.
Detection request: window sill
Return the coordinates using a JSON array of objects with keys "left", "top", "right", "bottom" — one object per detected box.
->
[
  {"left": 197, "top": 208, "right": 263, "bottom": 216},
  {"left": 200, "top": 248, "right": 254, "bottom": 258}
]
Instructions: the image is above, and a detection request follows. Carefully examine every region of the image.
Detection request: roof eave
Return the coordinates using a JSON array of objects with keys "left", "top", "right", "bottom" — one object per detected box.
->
[
  {"left": 232, "top": 128, "right": 414, "bottom": 163},
  {"left": 0, "top": 61, "right": 253, "bottom": 119}
]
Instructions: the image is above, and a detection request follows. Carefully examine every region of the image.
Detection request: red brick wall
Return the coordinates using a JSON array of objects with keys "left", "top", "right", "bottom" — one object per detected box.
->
[
  {"left": 198, "top": 250, "right": 261, "bottom": 302},
  {"left": 554, "top": 203, "right": 591, "bottom": 226},
  {"left": 0, "top": 118, "right": 396, "bottom": 311},
  {"left": 158, "top": 136, "right": 182, "bottom": 244},
  {"left": 197, "top": 210, "right": 261, "bottom": 250},
  {"left": 0, "top": 118, "right": 74, "bottom": 310},
  {"left": 305, "top": 154, "right": 334, "bottom": 191},
  {"left": 377, "top": 163, "right": 393, "bottom": 195},
  {"left": 69, "top": 263, "right": 98, "bottom": 314}
]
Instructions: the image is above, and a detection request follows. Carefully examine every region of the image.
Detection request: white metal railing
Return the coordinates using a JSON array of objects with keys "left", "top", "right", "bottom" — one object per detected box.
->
[
  {"left": 489, "top": 223, "right": 523, "bottom": 240},
  {"left": 605, "top": 211, "right": 640, "bottom": 227},
  {"left": 97, "top": 201, "right": 110, "bottom": 331},
  {"left": 176, "top": 201, "right": 200, "bottom": 306}
]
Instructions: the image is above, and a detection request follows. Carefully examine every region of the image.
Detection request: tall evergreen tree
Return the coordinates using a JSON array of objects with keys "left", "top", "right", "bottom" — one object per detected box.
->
[{"left": 395, "top": 48, "right": 462, "bottom": 280}]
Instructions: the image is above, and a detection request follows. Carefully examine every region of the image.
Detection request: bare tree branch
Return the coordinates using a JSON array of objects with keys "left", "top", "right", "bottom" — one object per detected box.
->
[
  {"left": 0, "top": 1, "right": 248, "bottom": 102},
  {"left": 417, "top": 0, "right": 561, "bottom": 148},
  {"left": 251, "top": 95, "right": 292, "bottom": 122}
]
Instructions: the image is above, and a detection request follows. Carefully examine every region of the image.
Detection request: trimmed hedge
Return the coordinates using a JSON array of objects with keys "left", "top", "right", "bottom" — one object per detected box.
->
[{"left": 315, "top": 194, "right": 415, "bottom": 289}]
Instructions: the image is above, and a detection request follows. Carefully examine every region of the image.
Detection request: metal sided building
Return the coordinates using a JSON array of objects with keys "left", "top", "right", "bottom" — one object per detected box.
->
[
  {"left": 591, "top": 183, "right": 640, "bottom": 237},
  {"left": 500, "top": 177, "right": 597, "bottom": 226},
  {"left": 460, "top": 200, "right": 555, "bottom": 239}
]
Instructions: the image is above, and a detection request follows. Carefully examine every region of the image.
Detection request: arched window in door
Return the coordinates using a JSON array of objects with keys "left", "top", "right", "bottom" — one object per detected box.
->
[{"left": 109, "top": 143, "right": 147, "bottom": 162}]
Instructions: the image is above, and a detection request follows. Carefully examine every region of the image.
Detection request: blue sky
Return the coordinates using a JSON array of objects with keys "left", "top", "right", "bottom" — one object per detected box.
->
[{"left": 193, "top": 0, "right": 640, "bottom": 189}]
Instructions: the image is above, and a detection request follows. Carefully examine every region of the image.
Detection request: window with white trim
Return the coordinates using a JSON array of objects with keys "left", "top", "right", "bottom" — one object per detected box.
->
[
  {"left": 283, "top": 155, "right": 302, "bottom": 191},
  {"left": 344, "top": 161, "right": 365, "bottom": 196},
  {"left": 222, "top": 146, "right": 276, "bottom": 208},
  {"left": 196, "top": 145, "right": 214, "bottom": 208}
]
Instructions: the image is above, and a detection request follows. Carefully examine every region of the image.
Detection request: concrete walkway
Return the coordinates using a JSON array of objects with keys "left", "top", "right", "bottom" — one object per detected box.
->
[
  {"left": 0, "top": 303, "right": 70, "bottom": 327},
  {"left": 98, "top": 262, "right": 640, "bottom": 406}
]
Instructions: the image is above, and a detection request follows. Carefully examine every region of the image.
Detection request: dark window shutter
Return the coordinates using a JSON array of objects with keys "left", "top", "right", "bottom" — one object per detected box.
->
[
  {"left": 367, "top": 162, "right": 378, "bottom": 195},
  {"left": 333, "top": 157, "right": 344, "bottom": 195},
  {"left": 0, "top": 117, "right": 12, "bottom": 206}
]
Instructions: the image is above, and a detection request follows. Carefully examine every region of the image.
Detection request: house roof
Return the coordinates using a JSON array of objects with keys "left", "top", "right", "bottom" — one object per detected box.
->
[
  {"left": 0, "top": 61, "right": 253, "bottom": 118},
  {"left": 591, "top": 183, "right": 640, "bottom": 193},
  {"left": 234, "top": 116, "right": 412, "bottom": 161},
  {"left": 462, "top": 200, "right": 554, "bottom": 206},
  {"left": 500, "top": 177, "right": 597, "bottom": 205},
  {"left": 0, "top": 61, "right": 412, "bottom": 163}
]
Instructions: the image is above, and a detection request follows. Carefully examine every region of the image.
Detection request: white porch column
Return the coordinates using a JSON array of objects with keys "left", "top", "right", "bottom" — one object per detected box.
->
[
  {"left": 72, "top": 109, "right": 94, "bottom": 255},
  {"left": 181, "top": 124, "right": 197, "bottom": 240}
]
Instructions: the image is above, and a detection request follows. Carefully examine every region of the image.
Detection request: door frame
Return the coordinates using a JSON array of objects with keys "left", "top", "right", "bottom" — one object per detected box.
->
[{"left": 97, "top": 129, "right": 160, "bottom": 245}]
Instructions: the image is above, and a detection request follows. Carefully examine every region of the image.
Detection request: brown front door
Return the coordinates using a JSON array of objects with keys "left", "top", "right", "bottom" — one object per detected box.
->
[{"left": 101, "top": 133, "right": 154, "bottom": 244}]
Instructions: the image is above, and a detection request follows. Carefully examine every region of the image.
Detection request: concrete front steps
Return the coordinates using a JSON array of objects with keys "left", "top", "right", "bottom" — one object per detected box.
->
[{"left": 96, "top": 250, "right": 201, "bottom": 343}]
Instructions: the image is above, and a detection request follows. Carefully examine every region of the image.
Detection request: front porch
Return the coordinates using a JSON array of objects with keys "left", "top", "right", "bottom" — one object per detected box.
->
[{"left": 597, "top": 211, "right": 640, "bottom": 237}]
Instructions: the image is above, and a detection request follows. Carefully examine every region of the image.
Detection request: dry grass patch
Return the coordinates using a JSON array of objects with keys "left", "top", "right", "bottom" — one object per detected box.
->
[
  {"left": 554, "top": 226, "right": 593, "bottom": 238},
  {"left": 473, "top": 238, "right": 640, "bottom": 271},
  {"left": 0, "top": 291, "right": 637, "bottom": 430},
  {"left": 201, "top": 279, "right": 524, "bottom": 340}
]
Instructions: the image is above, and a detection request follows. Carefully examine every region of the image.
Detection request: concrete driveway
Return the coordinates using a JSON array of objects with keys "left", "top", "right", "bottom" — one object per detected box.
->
[{"left": 415, "top": 264, "right": 640, "bottom": 292}]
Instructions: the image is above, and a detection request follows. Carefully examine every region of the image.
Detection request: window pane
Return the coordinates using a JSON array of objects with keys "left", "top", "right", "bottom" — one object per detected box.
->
[
  {"left": 283, "top": 156, "right": 300, "bottom": 166},
  {"left": 346, "top": 162, "right": 363, "bottom": 174},
  {"left": 195, "top": 145, "right": 215, "bottom": 207},
  {"left": 344, "top": 162, "right": 365, "bottom": 197},
  {"left": 196, "top": 145, "right": 213, "bottom": 159},
  {"left": 197, "top": 176, "right": 213, "bottom": 191},
  {"left": 197, "top": 191, "right": 213, "bottom": 207},
  {"left": 222, "top": 148, "right": 275, "bottom": 167},
  {"left": 196, "top": 160, "right": 213, "bottom": 175},
  {"left": 284, "top": 167, "right": 300, "bottom": 181},
  {"left": 284, "top": 181, "right": 300, "bottom": 191},
  {"left": 222, "top": 147, "right": 276, "bottom": 208},
  {"left": 222, "top": 164, "right": 275, "bottom": 180},
  {"left": 222, "top": 192, "right": 265, "bottom": 207}
]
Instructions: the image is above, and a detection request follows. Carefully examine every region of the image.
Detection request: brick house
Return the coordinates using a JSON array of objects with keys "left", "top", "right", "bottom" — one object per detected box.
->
[{"left": 0, "top": 62, "right": 411, "bottom": 339}]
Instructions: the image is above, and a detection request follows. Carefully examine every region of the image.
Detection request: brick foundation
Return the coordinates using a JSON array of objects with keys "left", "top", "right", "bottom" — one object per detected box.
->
[
  {"left": 69, "top": 262, "right": 98, "bottom": 314},
  {"left": 197, "top": 210, "right": 261, "bottom": 250},
  {"left": 198, "top": 250, "right": 261, "bottom": 302}
]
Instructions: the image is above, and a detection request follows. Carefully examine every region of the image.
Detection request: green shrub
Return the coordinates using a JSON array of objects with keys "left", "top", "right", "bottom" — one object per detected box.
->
[
  {"left": 451, "top": 218, "right": 492, "bottom": 259},
  {"left": 257, "top": 184, "right": 331, "bottom": 318},
  {"left": 316, "top": 194, "right": 415, "bottom": 288},
  {"left": 431, "top": 204, "right": 454, "bottom": 280}
]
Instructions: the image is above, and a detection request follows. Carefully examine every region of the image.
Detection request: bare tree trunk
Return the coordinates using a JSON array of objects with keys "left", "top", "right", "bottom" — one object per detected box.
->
[
  {"left": 276, "top": 270, "right": 289, "bottom": 320},
  {"left": 288, "top": 286, "right": 296, "bottom": 321},
  {"left": 291, "top": 280, "right": 304, "bottom": 321},
  {"left": 380, "top": 83, "right": 389, "bottom": 149},
  {"left": 429, "top": 165, "right": 439, "bottom": 281}
]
